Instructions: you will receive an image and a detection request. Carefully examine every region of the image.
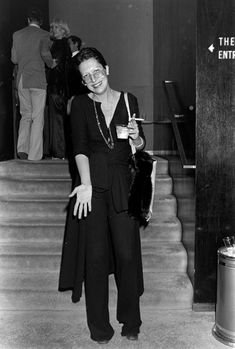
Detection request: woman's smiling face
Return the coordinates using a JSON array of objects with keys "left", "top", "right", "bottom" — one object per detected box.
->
[
  {"left": 79, "top": 58, "right": 109, "bottom": 95},
  {"left": 50, "top": 24, "right": 65, "bottom": 39}
]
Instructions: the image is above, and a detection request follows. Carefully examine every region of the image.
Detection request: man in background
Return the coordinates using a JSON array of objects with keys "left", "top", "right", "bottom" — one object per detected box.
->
[
  {"left": 11, "top": 8, "right": 55, "bottom": 160},
  {"left": 66, "top": 35, "right": 88, "bottom": 114}
]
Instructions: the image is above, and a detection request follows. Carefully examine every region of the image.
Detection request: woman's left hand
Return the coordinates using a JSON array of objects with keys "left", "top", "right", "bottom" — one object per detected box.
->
[
  {"left": 128, "top": 119, "right": 139, "bottom": 140},
  {"left": 69, "top": 184, "right": 92, "bottom": 219}
]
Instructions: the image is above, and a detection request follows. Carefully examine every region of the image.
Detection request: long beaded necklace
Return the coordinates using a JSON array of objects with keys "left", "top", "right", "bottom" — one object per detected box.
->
[{"left": 93, "top": 100, "right": 114, "bottom": 150}]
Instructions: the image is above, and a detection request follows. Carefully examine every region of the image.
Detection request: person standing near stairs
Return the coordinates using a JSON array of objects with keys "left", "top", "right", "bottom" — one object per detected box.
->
[
  {"left": 46, "top": 18, "right": 71, "bottom": 160},
  {"left": 66, "top": 35, "right": 88, "bottom": 115},
  {"left": 59, "top": 47, "right": 145, "bottom": 344},
  {"left": 11, "top": 8, "right": 55, "bottom": 161}
]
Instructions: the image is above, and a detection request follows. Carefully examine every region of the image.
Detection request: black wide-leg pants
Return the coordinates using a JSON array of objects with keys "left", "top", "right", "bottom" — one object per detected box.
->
[
  {"left": 84, "top": 189, "right": 142, "bottom": 342},
  {"left": 48, "top": 93, "right": 67, "bottom": 159}
]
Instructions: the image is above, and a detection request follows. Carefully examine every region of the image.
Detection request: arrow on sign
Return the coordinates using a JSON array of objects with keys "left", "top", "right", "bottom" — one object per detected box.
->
[{"left": 208, "top": 44, "right": 215, "bottom": 53}]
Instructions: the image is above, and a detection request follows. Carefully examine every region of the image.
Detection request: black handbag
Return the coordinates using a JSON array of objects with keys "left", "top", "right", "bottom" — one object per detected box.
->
[
  {"left": 124, "top": 93, "right": 156, "bottom": 227},
  {"left": 128, "top": 150, "right": 154, "bottom": 227}
]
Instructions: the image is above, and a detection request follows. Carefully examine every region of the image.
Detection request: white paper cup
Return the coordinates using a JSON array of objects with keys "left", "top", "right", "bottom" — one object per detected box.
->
[{"left": 116, "top": 124, "right": 129, "bottom": 139}]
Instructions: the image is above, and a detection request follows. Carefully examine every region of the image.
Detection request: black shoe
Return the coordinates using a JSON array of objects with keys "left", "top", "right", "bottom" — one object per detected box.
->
[
  {"left": 17, "top": 152, "right": 28, "bottom": 160},
  {"left": 96, "top": 339, "right": 110, "bottom": 344},
  {"left": 124, "top": 333, "right": 138, "bottom": 341}
]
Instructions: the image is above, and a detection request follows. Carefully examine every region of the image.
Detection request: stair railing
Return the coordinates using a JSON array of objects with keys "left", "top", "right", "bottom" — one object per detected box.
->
[{"left": 162, "top": 80, "right": 196, "bottom": 169}]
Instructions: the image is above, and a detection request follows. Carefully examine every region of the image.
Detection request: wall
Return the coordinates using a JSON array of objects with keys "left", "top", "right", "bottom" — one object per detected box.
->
[
  {"left": 49, "top": 0, "right": 154, "bottom": 149},
  {"left": 194, "top": 0, "right": 235, "bottom": 306},
  {"left": 153, "top": 0, "right": 196, "bottom": 151}
]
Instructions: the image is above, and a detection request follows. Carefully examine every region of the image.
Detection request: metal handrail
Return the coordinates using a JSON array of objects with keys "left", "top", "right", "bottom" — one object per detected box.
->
[{"left": 162, "top": 80, "right": 196, "bottom": 169}]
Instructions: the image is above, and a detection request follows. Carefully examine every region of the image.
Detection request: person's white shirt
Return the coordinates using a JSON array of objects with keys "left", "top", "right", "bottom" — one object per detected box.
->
[
  {"left": 72, "top": 50, "right": 79, "bottom": 57},
  {"left": 29, "top": 22, "right": 40, "bottom": 28}
]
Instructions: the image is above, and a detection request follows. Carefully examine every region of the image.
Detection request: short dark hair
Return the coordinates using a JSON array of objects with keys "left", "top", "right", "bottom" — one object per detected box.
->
[
  {"left": 68, "top": 35, "right": 82, "bottom": 50},
  {"left": 27, "top": 8, "right": 43, "bottom": 25},
  {"left": 76, "top": 47, "right": 107, "bottom": 69}
]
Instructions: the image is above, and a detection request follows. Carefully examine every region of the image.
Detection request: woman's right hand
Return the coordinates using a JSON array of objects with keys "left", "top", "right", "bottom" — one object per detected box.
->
[{"left": 69, "top": 184, "right": 92, "bottom": 219}]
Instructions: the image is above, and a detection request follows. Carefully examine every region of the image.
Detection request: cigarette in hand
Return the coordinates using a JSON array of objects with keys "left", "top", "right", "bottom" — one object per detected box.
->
[{"left": 130, "top": 113, "right": 145, "bottom": 121}]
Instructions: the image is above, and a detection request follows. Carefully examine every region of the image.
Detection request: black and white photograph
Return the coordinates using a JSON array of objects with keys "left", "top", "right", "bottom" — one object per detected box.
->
[{"left": 0, "top": 0, "right": 234, "bottom": 348}]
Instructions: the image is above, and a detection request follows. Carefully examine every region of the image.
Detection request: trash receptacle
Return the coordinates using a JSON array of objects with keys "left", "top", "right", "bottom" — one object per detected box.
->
[{"left": 212, "top": 246, "right": 235, "bottom": 347}]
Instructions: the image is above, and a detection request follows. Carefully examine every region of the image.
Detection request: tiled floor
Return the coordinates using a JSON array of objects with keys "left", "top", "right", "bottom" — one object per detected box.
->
[{"left": 0, "top": 307, "right": 229, "bottom": 349}]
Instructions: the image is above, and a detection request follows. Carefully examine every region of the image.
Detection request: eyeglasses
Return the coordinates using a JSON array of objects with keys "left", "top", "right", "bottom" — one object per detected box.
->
[{"left": 82, "top": 68, "right": 105, "bottom": 84}]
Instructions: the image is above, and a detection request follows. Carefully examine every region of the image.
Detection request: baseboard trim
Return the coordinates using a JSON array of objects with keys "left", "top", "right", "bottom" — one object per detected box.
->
[{"left": 193, "top": 303, "right": 215, "bottom": 312}]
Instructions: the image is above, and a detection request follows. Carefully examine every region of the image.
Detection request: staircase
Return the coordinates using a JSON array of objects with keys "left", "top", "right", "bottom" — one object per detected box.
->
[
  {"left": 0, "top": 157, "right": 193, "bottom": 311},
  {"left": 165, "top": 155, "right": 196, "bottom": 285}
]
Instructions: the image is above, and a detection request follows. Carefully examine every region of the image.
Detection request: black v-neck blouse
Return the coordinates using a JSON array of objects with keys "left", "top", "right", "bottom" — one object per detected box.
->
[{"left": 70, "top": 91, "right": 145, "bottom": 212}]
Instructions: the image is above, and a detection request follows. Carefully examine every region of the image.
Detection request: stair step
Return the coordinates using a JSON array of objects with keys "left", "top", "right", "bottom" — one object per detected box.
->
[
  {"left": 0, "top": 241, "right": 187, "bottom": 272},
  {"left": 0, "top": 270, "right": 191, "bottom": 292},
  {"left": 0, "top": 219, "right": 65, "bottom": 242},
  {"left": 153, "top": 195, "right": 177, "bottom": 217},
  {"left": 0, "top": 272, "right": 192, "bottom": 310},
  {"left": 143, "top": 217, "right": 182, "bottom": 241},
  {"left": 0, "top": 159, "right": 70, "bottom": 178},
  {"left": 142, "top": 242, "right": 187, "bottom": 271},
  {"left": 154, "top": 156, "right": 169, "bottom": 175},
  {"left": 0, "top": 175, "right": 171, "bottom": 197},
  {"left": 0, "top": 157, "right": 169, "bottom": 178},
  {"left": 0, "top": 197, "right": 68, "bottom": 220},
  {"left": 154, "top": 175, "right": 172, "bottom": 195},
  {"left": 0, "top": 178, "right": 72, "bottom": 197},
  {"left": 0, "top": 217, "right": 181, "bottom": 242},
  {"left": 0, "top": 195, "right": 177, "bottom": 220}
]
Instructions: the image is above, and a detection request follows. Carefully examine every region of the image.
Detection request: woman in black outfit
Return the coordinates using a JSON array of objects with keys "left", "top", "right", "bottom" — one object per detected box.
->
[
  {"left": 46, "top": 19, "right": 70, "bottom": 159},
  {"left": 59, "top": 47, "right": 145, "bottom": 344}
]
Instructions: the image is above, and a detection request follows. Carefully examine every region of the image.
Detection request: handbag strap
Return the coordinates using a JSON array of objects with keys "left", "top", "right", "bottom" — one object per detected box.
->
[
  {"left": 124, "top": 92, "right": 136, "bottom": 154},
  {"left": 124, "top": 92, "right": 131, "bottom": 121}
]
